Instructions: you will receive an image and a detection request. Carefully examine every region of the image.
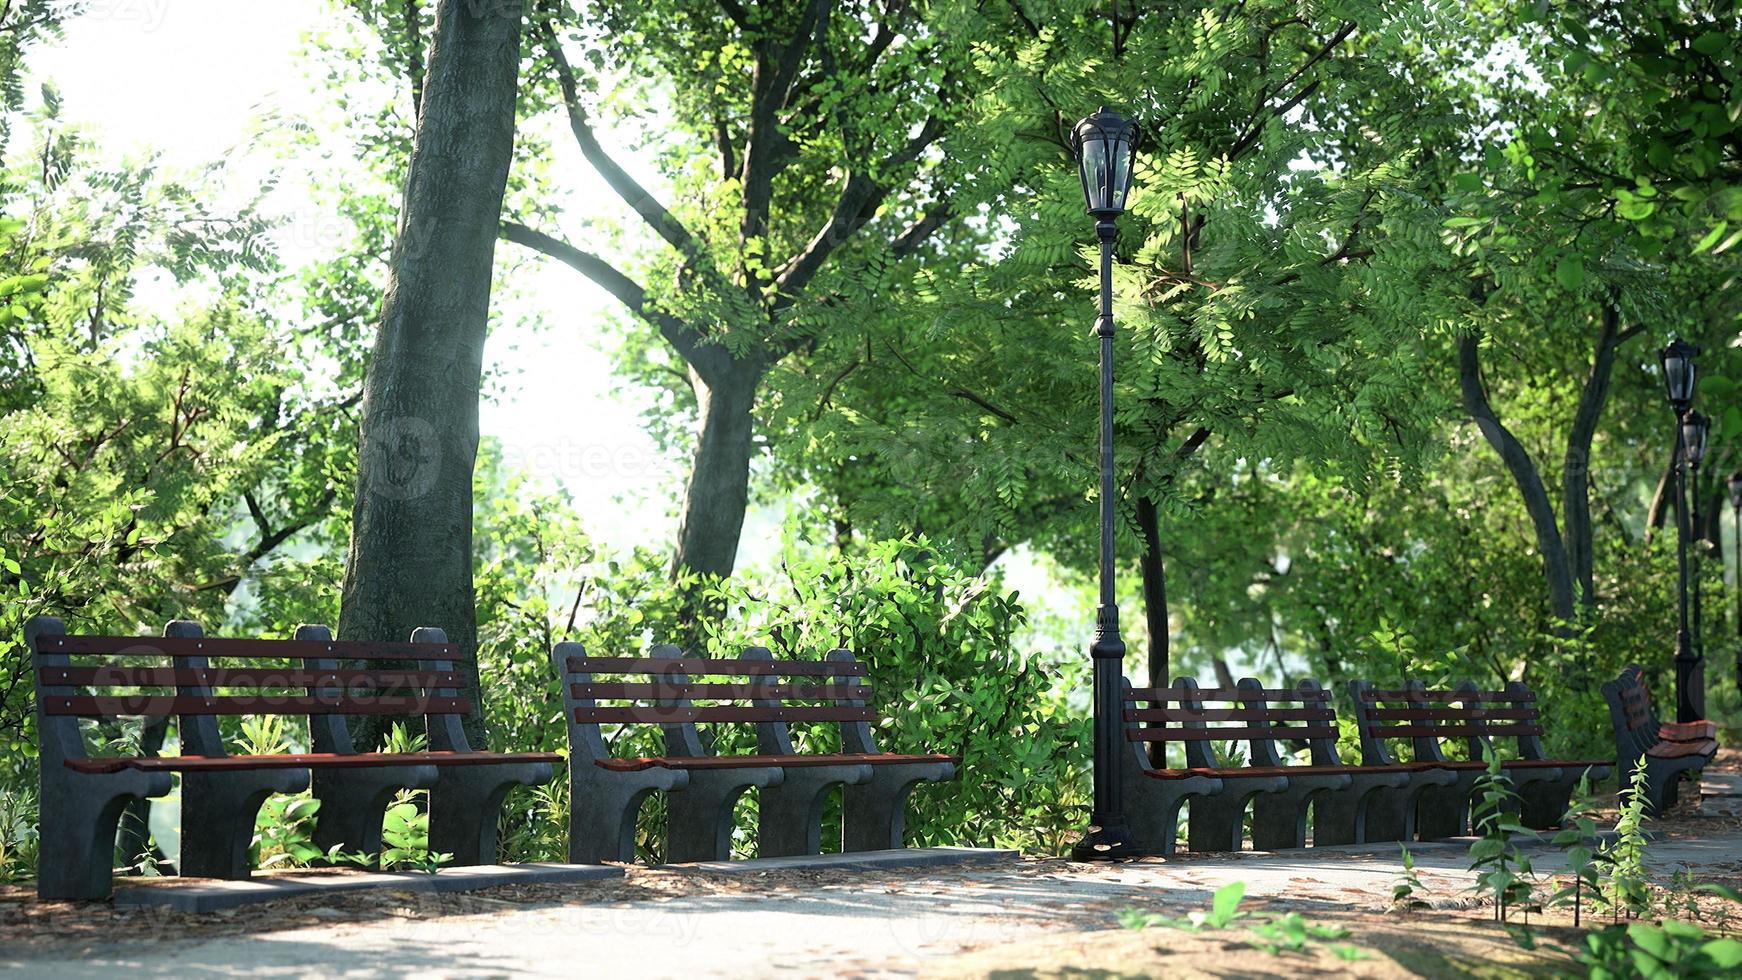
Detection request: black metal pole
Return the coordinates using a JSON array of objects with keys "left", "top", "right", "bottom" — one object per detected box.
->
[
  {"left": 1674, "top": 431, "right": 1699, "bottom": 723},
  {"left": 1072, "top": 218, "right": 1137, "bottom": 861},
  {"left": 1690, "top": 458, "right": 1707, "bottom": 720},
  {"left": 1734, "top": 494, "right": 1741, "bottom": 697}
]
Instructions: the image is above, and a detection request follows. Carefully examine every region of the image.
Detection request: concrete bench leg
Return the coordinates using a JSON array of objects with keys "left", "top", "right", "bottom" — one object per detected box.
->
[
  {"left": 568, "top": 768, "right": 686, "bottom": 864},
  {"left": 1188, "top": 780, "right": 1282, "bottom": 853},
  {"left": 311, "top": 765, "right": 439, "bottom": 865},
  {"left": 1518, "top": 765, "right": 1610, "bottom": 830},
  {"left": 666, "top": 767, "right": 781, "bottom": 864},
  {"left": 429, "top": 760, "right": 555, "bottom": 866},
  {"left": 759, "top": 764, "right": 873, "bottom": 858},
  {"left": 1335, "top": 769, "right": 1455, "bottom": 844},
  {"left": 1250, "top": 775, "right": 1349, "bottom": 851},
  {"left": 38, "top": 769, "right": 172, "bottom": 901},
  {"left": 1417, "top": 771, "right": 1481, "bottom": 839},
  {"left": 178, "top": 768, "right": 310, "bottom": 879},
  {"left": 841, "top": 761, "right": 956, "bottom": 853}
]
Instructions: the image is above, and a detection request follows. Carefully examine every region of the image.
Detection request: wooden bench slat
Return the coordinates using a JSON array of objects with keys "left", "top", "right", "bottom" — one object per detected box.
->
[
  {"left": 1125, "top": 725, "right": 1338, "bottom": 742},
  {"left": 573, "top": 705, "right": 876, "bottom": 724},
  {"left": 565, "top": 656, "right": 866, "bottom": 677},
  {"left": 1122, "top": 707, "right": 1335, "bottom": 723},
  {"left": 1383, "top": 724, "right": 1545, "bottom": 738},
  {"left": 571, "top": 681, "right": 873, "bottom": 701},
  {"left": 38, "top": 667, "right": 465, "bottom": 689},
  {"left": 62, "top": 750, "right": 561, "bottom": 775},
  {"left": 594, "top": 752, "right": 956, "bottom": 772},
  {"left": 43, "top": 694, "right": 473, "bottom": 717},
  {"left": 35, "top": 635, "right": 466, "bottom": 662},
  {"left": 1124, "top": 687, "right": 1331, "bottom": 702},
  {"left": 1366, "top": 707, "right": 1539, "bottom": 721},
  {"left": 1359, "top": 689, "right": 1534, "bottom": 702}
]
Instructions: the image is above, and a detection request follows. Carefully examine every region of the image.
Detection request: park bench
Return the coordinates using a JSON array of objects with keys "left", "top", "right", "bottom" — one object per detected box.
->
[
  {"left": 26, "top": 616, "right": 558, "bottom": 901},
  {"left": 552, "top": 643, "right": 957, "bottom": 864},
  {"left": 1123, "top": 676, "right": 1450, "bottom": 853},
  {"left": 1602, "top": 665, "right": 1716, "bottom": 815},
  {"left": 1351, "top": 679, "right": 1610, "bottom": 838}
]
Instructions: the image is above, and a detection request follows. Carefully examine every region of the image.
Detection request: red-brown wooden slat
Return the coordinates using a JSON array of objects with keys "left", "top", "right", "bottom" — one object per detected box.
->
[
  {"left": 38, "top": 667, "right": 464, "bottom": 689},
  {"left": 1121, "top": 707, "right": 1334, "bottom": 723},
  {"left": 594, "top": 752, "right": 957, "bottom": 772},
  {"left": 1359, "top": 689, "right": 1534, "bottom": 702},
  {"left": 571, "top": 682, "right": 874, "bottom": 701},
  {"left": 572, "top": 705, "right": 875, "bottom": 724},
  {"left": 1124, "top": 687, "right": 1331, "bottom": 702},
  {"left": 1125, "top": 725, "right": 1338, "bottom": 742},
  {"left": 62, "top": 750, "right": 561, "bottom": 775},
  {"left": 1383, "top": 724, "right": 1545, "bottom": 738},
  {"left": 43, "top": 694, "right": 472, "bottom": 717},
  {"left": 35, "top": 635, "right": 465, "bottom": 662},
  {"left": 1366, "top": 707, "right": 1539, "bottom": 721},
  {"left": 565, "top": 656, "right": 865, "bottom": 677}
]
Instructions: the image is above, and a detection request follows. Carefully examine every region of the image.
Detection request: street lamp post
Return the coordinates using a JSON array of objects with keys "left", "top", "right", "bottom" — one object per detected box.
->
[
  {"left": 1068, "top": 107, "right": 1140, "bottom": 862},
  {"left": 1683, "top": 410, "right": 1710, "bottom": 722},
  {"left": 1659, "top": 340, "right": 1700, "bottom": 723},
  {"left": 1730, "top": 470, "right": 1742, "bottom": 697}
]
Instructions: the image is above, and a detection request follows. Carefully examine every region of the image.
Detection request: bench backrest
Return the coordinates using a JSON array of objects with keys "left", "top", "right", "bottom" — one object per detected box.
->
[
  {"left": 1351, "top": 679, "right": 1546, "bottom": 765},
  {"left": 1603, "top": 665, "right": 1660, "bottom": 756},
  {"left": 26, "top": 615, "right": 479, "bottom": 764},
  {"left": 551, "top": 642, "right": 882, "bottom": 764},
  {"left": 1123, "top": 676, "right": 1341, "bottom": 769}
]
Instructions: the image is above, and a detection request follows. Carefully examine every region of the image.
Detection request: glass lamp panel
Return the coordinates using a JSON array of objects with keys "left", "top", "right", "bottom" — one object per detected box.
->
[
  {"left": 1109, "top": 137, "right": 1133, "bottom": 211},
  {"left": 1080, "top": 136, "right": 1111, "bottom": 212}
]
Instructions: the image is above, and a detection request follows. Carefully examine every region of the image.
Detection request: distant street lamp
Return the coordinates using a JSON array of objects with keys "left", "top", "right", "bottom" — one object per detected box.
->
[
  {"left": 1068, "top": 106, "right": 1140, "bottom": 862},
  {"left": 1659, "top": 340, "right": 1701, "bottom": 723},
  {"left": 1729, "top": 470, "right": 1742, "bottom": 697},
  {"left": 1679, "top": 406, "right": 1710, "bottom": 723}
]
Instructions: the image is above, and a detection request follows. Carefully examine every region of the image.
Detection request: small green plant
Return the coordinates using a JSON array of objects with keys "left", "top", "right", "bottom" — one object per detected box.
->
[
  {"left": 1249, "top": 912, "right": 1349, "bottom": 954},
  {"left": 1598, "top": 757, "right": 1652, "bottom": 921},
  {"left": 0, "top": 785, "right": 39, "bottom": 882},
  {"left": 251, "top": 795, "right": 338, "bottom": 869},
  {"left": 380, "top": 799, "right": 451, "bottom": 873},
  {"left": 1118, "top": 881, "right": 1249, "bottom": 932},
  {"left": 1577, "top": 921, "right": 1742, "bottom": 979},
  {"left": 1120, "top": 881, "right": 1364, "bottom": 960},
  {"left": 1392, "top": 843, "right": 1430, "bottom": 910},
  {"left": 1547, "top": 770, "right": 1602, "bottom": 926},
  {"left": 1466, "top": 746, "right": 1537, "bottom": 924}
]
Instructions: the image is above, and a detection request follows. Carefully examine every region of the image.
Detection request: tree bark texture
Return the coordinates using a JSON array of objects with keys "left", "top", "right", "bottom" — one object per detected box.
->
[
  {"left": 1458, "top": 333, "right": 1578, "bottom": 626},
  {"left": 339, "top": 0, "right": 524, "bottom": 743},
  {"left": 673, "top": 363, "right": 763, "bottom": 579},
  {"left": 1561, "top": 305, "right": 1629, "bottom": 609}
]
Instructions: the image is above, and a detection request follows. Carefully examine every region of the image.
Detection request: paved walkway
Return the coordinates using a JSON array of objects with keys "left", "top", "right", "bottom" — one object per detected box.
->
[{"left": 9, "top": 830, "right": 1740, "bottom": 978}]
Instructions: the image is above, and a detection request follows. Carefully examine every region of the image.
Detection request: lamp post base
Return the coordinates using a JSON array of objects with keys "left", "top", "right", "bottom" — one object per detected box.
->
[{"left": 1070, "top": 815, "right": 1141, "bottom": 862}]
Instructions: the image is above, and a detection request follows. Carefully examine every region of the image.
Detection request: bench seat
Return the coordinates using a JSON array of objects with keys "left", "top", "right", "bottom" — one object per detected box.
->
[
  {"left": 1144, "top": 763, "right": 1429, "bottom": 779},
  {"left": 1646, "top": 738, "right": 1717, "bottom": 759},
  {"left": 64, "top": 750, "right": 561, "bottom": 775},
  {"left": 596, "top": 752, "right": 956, "bottom": 773},
  {"left": 1603, "top": 666, "right": 1717, "bottom": 815},
  {"left": 555, "top": 644, "right": 958, "bottom": 863},
  {"left": 1660, "top": 721, "right": 1717, "bottom": 742}
]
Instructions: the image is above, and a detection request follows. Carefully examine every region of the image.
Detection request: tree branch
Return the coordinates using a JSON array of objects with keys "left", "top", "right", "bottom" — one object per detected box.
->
[
  {"left": 537, "top": 20, "right": 718, "bottom": 278},
  {"left": 500, "top": 220, "right": 719, "bottom": 376}
]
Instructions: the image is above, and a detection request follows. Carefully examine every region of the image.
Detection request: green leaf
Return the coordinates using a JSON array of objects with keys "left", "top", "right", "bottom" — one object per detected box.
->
[
  {"left": 1209, "top": 881, "right": 1246, "bottom": 926},
  {"left": 1555, "top": 255, "right": 1585, "bottom": 290}
]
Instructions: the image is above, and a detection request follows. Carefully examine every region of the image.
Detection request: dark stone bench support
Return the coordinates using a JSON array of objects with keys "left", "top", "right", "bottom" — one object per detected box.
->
[
  {"left": 31, "top": 616, "right": 175, "bottom": 899},
  {"left": 168, "top": 620, "right": 310, "bottom": 880},
  {"left": 1603, "top": 666, "right": 1711, "bottom": 816}
]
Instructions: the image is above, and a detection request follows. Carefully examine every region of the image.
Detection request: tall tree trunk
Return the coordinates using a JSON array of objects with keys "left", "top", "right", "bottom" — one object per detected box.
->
[
  {"left": 1646, "top": 449, "right": 1677, "bottom": 541},
  {"left": 1136, "top": 496, "right": 1169, "bottom": 689},
  {"left": 1561, "top": 305, "right": 1628, "bottom": 611},
  {"left": 673, "top": 361, "right": 762, "bottom": 580},
  {"left": 339, "top": 0, "right": 524, "bottom": 744},
  {"left": 1458, "top": 333, "right": 1578, "bottom": 626}
]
